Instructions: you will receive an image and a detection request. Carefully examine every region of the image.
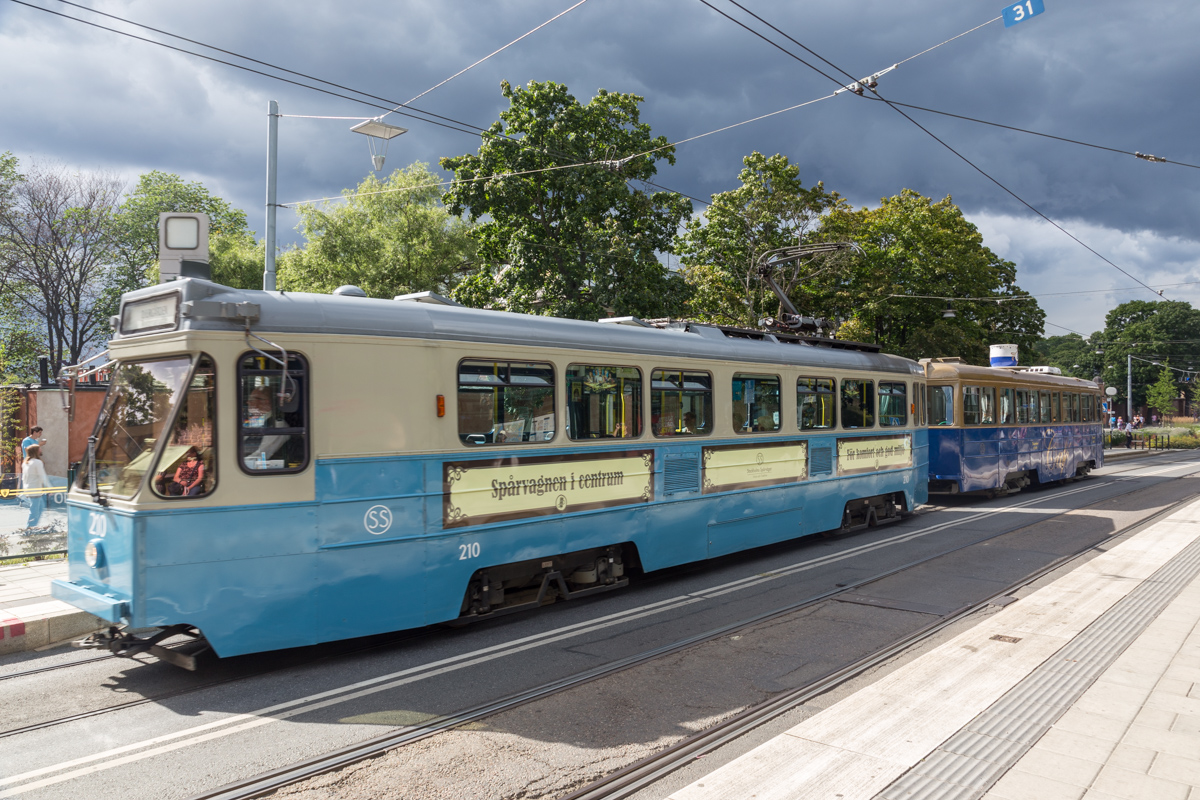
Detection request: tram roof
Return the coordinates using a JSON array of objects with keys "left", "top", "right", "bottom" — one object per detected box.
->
[
  {"left": 114, "top": 279, "right": 923, "bottom": 376},
  {"left": 925, "top": 359, "right": 1101, "bottom": 390}
]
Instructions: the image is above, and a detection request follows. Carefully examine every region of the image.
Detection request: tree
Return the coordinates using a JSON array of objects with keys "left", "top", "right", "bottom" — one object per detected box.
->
[
  {"left": 278, "top": 163, "right": 475, "bottom": 298},
  {"left": 1032, "top": 333, "right": 1104, "bottom": 380},
  {"left": 1098, "top": 300, "right": 1200, "bottom": 411},
  {"left": 1145, "top": 364, "right": 1179, "bottom": 421},
  {"left": 816, "top": 190, "right": 1044, "bottom": 362},
  {"left": 441, "top": 80, "right": 693, "bottom": 320},
  {"left": 209, "top": 231, "right": 264, "bottom": 290},
  {"left": 675, "top": 152, "right": 843, "bottom": 328},
  {"left": 106, "top": 170, "right": 251, "bottom": 296},
  {"left": 0, "top": 159, "right": 123, "bottom": 376}
]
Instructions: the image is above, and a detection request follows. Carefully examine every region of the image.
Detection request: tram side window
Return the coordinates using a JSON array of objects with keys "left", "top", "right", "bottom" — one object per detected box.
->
[
  {"left": 1000, "top": 388, "right": 1015, "bottom": 424},
  {"left": 1070, "top": 393, "right": 1080, "bottom": 422},
  {"left": 980, "top": 387, "right": 996, "bottom": 424},
  {"left": 238, "top": 352, "right": 309, "bottom": 474},
  {"left": 879, "top": 382, "right": 907, "bottom": 427},
  {"left": 733, "top": 374, "right": 781, "bottom": 433},
  {"left": 1039, "top": 391, "right": 1051, "bottom": 424},
  {"left": 1083, "top": 394, "right": 1094, "bottom": 422},
  {"left": 797, "top": 377, "right": 836, "bottom": 430},
  {"left": 1015, "top": 389, "right": 1032, "bottom": 424},
  {"left": 928, "top": 385, "right": 953, "bottom": 426},
  {"left": 151, "top": 355, "right": 217, "bottom": 498},
  {"left": 458, "top": 360, "right": 555, "bottom": 446},
  {"left": 963, "top": 386, "right": 981, "bottom": 425},
  {"left": 842, "top": 379, "right": 876, "bottom": 429},
  {"left": 918, "top": 382, "right": 926, "bottom": 426},
  {"left": 651, "top": 369, "right": 712, "bottom": 437},
  {"left": 567, "top": 365, "right": 642, "bottom": 439}
]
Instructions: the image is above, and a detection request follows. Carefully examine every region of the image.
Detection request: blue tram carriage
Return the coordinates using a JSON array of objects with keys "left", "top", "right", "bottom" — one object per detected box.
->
[
  {"left": 52, "top": 278, "right": 928, "bottom": 667},
  {"left": 923, "top": 358, "right": 1103, "bottom": 496}
]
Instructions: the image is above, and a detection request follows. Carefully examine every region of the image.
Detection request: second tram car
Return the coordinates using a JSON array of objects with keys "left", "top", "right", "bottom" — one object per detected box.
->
[
  {"left": 52, "top": 278, "right": 929, "bottom": 667},
  {"left": 924, "top": 358, "right": 1103, "bottom": 496}
]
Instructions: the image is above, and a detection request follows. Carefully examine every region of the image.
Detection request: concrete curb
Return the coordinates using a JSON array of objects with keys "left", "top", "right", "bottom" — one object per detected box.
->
[{"left": 0, "top": 607, "right": 105, "bottom": 656}]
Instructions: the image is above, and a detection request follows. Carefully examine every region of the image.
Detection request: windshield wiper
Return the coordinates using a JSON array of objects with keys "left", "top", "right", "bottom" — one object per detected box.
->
[{"left": 87, "top": 435, "right": 107, "bottom": 506}]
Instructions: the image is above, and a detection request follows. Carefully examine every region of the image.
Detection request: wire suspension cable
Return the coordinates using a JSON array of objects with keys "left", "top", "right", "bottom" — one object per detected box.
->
[
  {"left": 702, "top": 0, "right": 1167, "bottom": 301},
  {"left": 387, "top": 0, "right": 592, "bottom": 115}
]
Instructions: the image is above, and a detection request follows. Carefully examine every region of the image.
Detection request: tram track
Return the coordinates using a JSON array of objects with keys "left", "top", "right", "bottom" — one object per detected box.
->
[
  {"left": 3, "top": 453, "right": 1193, "bottom": 796},
  {"left": 180, "top": 459, "right": 1200, "bottom": 800}
]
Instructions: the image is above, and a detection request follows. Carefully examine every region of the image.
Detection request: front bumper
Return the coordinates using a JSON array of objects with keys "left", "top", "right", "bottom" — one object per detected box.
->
[{"left": 51, "top": 579, "right": 130, "bottom": 624}]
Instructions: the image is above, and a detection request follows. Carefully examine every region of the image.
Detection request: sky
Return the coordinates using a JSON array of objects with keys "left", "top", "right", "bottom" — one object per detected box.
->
[{"left": 2, "top": 0, "right": 1198, "bottom": 340}]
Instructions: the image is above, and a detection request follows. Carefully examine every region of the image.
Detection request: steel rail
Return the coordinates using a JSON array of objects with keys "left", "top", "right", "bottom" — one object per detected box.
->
[
  {"left": 3, "top": 452, "right": 1192, "bottom": 741},
  {"left": 181, "top": 458, "right": 1200, "bottom": 800},
  {"left": 560, "top": 484, "right": 1200, "bottom": 800}
]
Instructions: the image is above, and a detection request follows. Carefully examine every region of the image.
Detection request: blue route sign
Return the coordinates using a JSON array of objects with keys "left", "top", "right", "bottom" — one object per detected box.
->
[{"left": 1003, "top": 0, "right": 1045, "bottom": 27}]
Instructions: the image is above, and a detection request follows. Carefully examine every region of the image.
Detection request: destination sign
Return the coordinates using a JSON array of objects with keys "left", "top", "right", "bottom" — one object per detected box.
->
[
  {"left": 702, "top": 441, "right": 807, "bottom": 494},
  {"left": 443, "top": 450, "right": 654, "bottom": 529}
]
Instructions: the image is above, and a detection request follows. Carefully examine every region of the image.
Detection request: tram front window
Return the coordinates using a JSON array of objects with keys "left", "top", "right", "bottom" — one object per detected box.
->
[
  {"left": 151, "top": 356, "right": 217, "bottom": 498},
  {"left": 81, "top": 356, "right": 194, "bottom": 497}
]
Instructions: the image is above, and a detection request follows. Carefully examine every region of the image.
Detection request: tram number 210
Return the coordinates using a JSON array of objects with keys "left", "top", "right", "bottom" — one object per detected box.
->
[{"left": 459, "top": 542, "right": 481, "bottom": 560}]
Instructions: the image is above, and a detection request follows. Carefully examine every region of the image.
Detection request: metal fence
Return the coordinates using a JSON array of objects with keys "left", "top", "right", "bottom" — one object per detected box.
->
[{"left": 1104, "top": 432, "right": 1172, "bottom": 450}]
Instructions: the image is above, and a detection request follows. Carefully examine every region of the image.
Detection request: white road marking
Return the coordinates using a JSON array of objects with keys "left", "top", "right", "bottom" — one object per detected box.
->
[{"left": 2, "top": 467, "right": 1190, "bottom": 795}]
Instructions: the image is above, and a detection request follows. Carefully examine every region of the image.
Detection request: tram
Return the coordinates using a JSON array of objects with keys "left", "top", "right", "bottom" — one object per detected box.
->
[
  {"left": 924, "top": 358, "right": 1104, "bottom": 496},
  {"left": 51, "top": 278, "right": 929, "bottom": 667}
]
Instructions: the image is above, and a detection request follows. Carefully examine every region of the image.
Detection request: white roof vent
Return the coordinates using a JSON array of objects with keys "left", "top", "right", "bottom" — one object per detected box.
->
[{"left": 333, "top": 285, "right": 367, "bottom": 297}]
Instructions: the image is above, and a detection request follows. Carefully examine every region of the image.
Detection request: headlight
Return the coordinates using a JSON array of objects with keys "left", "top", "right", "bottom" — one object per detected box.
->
[{"left": 85, "top": 539, "right": 104, "bottom": 569}]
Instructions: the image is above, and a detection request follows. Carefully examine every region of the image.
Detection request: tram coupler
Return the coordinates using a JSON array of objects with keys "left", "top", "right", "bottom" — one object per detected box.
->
[{"left": 73, "top": 624, "right": 207, "bottom": 671}]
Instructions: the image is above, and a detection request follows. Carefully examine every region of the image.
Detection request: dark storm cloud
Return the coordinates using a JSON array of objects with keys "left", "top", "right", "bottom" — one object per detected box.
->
[{"left": 2, "top": 0, "right": 1198, "bottom": 332}]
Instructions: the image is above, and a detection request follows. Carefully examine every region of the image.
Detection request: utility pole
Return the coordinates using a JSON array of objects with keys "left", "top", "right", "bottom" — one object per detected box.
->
[
  {"left": 264, "top": 100, "right": 279, "bottom": 292},
  {"left": 1127, "top": 352, "right": 1133, "bottom": 421}
]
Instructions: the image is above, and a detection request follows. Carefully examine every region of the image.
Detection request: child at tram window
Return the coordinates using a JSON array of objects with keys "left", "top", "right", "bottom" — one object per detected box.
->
[{"left": 172, "top": 448, "right": 206, "bottom": 496}]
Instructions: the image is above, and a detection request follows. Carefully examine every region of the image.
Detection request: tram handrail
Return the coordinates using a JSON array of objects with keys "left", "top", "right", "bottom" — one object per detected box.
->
[{"left": 244, "top": 327, "right": 295, "bottom": 403}]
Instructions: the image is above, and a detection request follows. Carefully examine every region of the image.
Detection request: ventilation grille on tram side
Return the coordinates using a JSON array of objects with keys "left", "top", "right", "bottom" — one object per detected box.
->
[
  {"left": 811, "top": 446, "right": 833, "bottom": 475},
  {"left": 663, "top": 453, "right": 701, "bottom": 495}
]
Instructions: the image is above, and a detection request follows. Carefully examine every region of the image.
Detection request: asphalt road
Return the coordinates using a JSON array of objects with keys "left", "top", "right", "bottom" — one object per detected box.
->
[{"left": 3, "top": 452, "right": 1199, "bottom": 800}]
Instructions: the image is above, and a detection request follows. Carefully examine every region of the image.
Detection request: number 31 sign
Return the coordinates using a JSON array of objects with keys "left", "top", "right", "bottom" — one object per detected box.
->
[{"left": 1003, "top": 0, "right": 1045, "bottom": 27}]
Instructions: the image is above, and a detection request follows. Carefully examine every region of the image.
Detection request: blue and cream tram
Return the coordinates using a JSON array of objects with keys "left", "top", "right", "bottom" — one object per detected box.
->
[
  {"left": 52, "top": 278, "right": 928, "bottom": 667},
  {"left": 924, "top": 358, "right": 1104, "bottom": 496}
]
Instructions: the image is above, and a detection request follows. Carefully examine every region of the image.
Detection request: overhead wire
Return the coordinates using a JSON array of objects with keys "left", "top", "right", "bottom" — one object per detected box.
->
[
  {"left": 863, "top": 99, "right": 1199, "bottom": 170},
  {"left": 387, "top": 0, "right": 592, "bottom": 114},
  {"left": 14, "top": 0, "right": 704, "bottom": 209},
  {"left": 704, "top": 0, "right": 1168, "bottom": 301}
]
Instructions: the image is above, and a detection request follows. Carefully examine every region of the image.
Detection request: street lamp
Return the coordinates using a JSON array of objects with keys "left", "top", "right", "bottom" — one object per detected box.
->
[
  {"left": 262, "top": 102, "right": 408, "bottom": 291},
  {"left": 350, "top": 118, "right": 408, "bottom": 172}
]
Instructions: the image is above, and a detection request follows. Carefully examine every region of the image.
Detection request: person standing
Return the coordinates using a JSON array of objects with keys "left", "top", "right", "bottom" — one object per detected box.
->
[
  {"left": 1124, "top": 419, "right": 1134, "bottom": 449},
  {"left": 21, "top": 444, "right": 49, "bottom": 528},
  {"left": 18, "top": 426, "right": 44, "bottom": 480}
]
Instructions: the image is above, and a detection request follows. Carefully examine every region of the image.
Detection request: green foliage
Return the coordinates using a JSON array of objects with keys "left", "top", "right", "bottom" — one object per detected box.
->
[
  {"left": 105, "top": 170, "right": 251, "bottom": 297},
  {"left": 676, "top": 152, "right": 843, "bottom": 328},
  {"left": 209, "top": 231, "right": 264, "bottom": 290},
  {"left": 441, "top": 81, "right": 692, "bottom": 320},
  {"left": 1032, "top": 334, "right": 1104, "bottom": 380},
  {"left": 1146, "top": 364, "right": 1179, "bottom": 418},
  {"left": 816, "top": 190, "right": 1044, "bottom": 362},
  {"left": 278, "top": 163, "right": 475, "bottom": 298},
  {"left": 1098, "top": 300, "right": 1200, "bottom": 410}
]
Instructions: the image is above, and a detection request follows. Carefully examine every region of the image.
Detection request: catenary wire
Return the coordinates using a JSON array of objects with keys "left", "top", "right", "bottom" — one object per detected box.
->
[
  {"left": 386, "top": 0, "right": 592, "bottom": 114},
  {"left": 863, "top": 98, "right": 1200, "bottom": 170},
  {"left": 705, "top": 0, "right": 1167, "bottom": 301},
  {"left": 16, "top": 0, "right": 705, "bottom": 208},
  {"left": 10, "top": 0, "right": 483, "bottom": 138}
]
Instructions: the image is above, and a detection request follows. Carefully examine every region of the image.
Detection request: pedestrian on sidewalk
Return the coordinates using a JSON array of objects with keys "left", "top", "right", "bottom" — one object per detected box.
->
[
  {"left": 21, "top": 444, "right": 48, "bottom": 528},
  {"left": 1124, "top": 420, "right": 1134, "bottom": 449}
]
